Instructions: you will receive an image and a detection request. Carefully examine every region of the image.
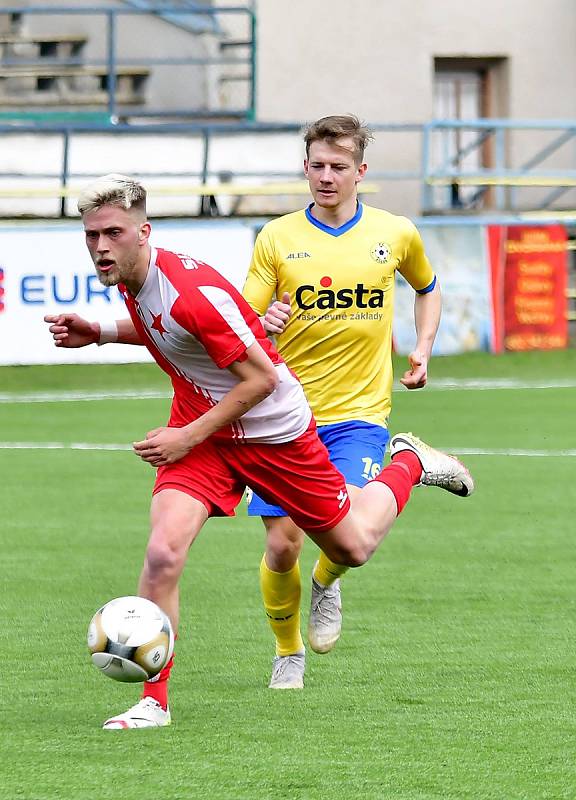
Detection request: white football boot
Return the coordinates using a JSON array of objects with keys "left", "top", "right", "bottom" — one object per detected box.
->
[
  {"left": 390, "top": 432, "right": 474, "bottom": 497},
  {"left": 268, "top": 651, "right": 305, "bottom": 689},
  {"left": 308, "top": 572, "right": 342, "bottom": 654},
  {"left": 103, "top": 697, "right": 171, "bottom": 729}
]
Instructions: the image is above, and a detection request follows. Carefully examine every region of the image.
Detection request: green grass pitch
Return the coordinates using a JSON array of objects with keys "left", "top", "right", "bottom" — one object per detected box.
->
[{"left": 0, "top": 350, "right": 574, "bottom": 799}]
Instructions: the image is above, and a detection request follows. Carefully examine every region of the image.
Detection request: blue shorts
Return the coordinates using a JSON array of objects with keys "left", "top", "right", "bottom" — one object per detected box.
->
[{"left": 246, "top": 420, "right": 390, "bottom": 517}]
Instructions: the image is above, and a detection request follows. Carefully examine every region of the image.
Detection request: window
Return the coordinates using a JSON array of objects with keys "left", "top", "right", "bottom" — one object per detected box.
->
[{"left": 432, "top": 58, "right": 507, "bottom": 208}]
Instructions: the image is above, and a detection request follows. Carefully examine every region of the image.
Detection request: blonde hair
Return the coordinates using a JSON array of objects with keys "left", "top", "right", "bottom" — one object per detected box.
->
[
  {"left": 303, "top": 114, "right": 373, "bottom": 164},
  {"left": 77, "top": 173, "right": 147, "bottom": 215}
]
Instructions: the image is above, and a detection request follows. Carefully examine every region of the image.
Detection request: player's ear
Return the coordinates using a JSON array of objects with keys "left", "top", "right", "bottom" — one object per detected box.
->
[
  {"left": 303, "top": 159, "right": 309, "bottom": 177},
  {"left": 139, "top": 222, "right": 151, "bottom": 243},
  {"left": 355, "top": 162, "right": 367, "bottom": 184}
]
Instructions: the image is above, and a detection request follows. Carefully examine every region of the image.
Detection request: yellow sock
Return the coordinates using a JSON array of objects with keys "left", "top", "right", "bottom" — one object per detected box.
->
[
  {"left": 259, "top": 555, "right": 304, "bottom": 657},
  {"left": 314, "top": 551, "right": 349, "bottom": 587}
]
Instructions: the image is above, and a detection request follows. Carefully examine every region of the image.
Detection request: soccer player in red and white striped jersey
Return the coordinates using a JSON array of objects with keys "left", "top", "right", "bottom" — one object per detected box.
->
[{"left": 45, "top": 174, "right": 473, "bottom": 729}]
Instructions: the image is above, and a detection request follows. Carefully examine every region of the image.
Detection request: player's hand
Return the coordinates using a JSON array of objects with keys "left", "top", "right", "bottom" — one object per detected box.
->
[
  {"left": 44, "top": 313, "right": 99, "bottom": 348},
  {"left": 133, "top": 426, "right": 193, "bottom": 467},
  {"left": 262, "top": 292, "right": 291, "bottom": 335},
  {"left": 400, "top": 350, "right": 428, "bottom": 389}
]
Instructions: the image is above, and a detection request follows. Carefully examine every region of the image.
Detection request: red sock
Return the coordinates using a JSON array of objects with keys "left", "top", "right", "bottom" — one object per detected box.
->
[
  {"left": 391, "top": 450, "right": 422, "bottom": 485},
  {"left": 372, "top": 455, "right": 420, "bottom": 516},
  {"left": 142, "top": 651, "right": 175, "bottom": 710}
]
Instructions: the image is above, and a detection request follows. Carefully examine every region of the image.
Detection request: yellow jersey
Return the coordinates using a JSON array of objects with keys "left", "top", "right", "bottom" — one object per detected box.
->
[{"left": 243, "top": 203, "right": 435, "bottom": 426}]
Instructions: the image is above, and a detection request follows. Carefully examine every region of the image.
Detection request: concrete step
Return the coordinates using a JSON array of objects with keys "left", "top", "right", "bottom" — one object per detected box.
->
[
  {"left": 0, "top": 65, "right": 149, "bottom": 104},
  {"left": 0, "top": 34, "right": 87, "bottom": 58},
  {"left": 0, "top": 90, "right": 145, "bottom": 107}
]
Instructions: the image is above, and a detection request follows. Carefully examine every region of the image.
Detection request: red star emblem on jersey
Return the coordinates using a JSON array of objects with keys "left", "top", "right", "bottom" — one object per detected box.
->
[{"left": 151, "top": 312, "right": 168, "bottom": 339}]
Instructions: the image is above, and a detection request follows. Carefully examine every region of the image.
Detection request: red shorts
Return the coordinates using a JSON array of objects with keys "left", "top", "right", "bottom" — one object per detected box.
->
[{"left": 153, "top": 423, "right": 350, "bottom": 533}]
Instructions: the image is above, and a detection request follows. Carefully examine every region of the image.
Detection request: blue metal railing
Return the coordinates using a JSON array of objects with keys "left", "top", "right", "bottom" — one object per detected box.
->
[
  {"left": 0, "top": 4, "right": 256, "bottom": 120},
  {"left": 0, "top": 120, "right": 423, "bottom": 215},
  {"left": 422, "top": 119, "right": 576, "bottom": 212},
  {"left": 2, "top": 118, "right": 576, "bottom": 219},
  {"left": 123, "top": 1, "right": 222, "bottom": 35}
]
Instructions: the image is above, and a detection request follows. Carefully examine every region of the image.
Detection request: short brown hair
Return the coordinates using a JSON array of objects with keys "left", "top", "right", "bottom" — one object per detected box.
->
[{"left": 303, "top": 115, "right": 373, "bottom": 164}]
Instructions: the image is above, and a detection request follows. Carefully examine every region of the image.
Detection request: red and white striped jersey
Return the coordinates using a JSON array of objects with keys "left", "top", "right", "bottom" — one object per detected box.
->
[{"left": 120, "top": 248, "right": 312, "bottom": 443}]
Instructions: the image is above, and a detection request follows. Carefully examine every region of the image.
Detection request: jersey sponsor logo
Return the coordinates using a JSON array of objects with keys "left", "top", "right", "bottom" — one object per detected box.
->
[
  {"left": 295, "top": 275, "right": 386, "bottom": 310},
  {"left": 286, "top": 251, "right": 311, "bottom": 259},
  {"left": 371, "top": 242, "right": 392, "bottom": 264}
]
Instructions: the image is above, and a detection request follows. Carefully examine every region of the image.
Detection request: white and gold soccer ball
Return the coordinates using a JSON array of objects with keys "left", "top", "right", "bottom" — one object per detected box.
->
[{"left": 87, "top": 596, "right": 174, "bottom": 683}]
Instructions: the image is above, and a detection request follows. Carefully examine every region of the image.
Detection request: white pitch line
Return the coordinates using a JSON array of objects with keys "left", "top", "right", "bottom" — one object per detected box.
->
[
  {"left": 0, "top": 442, "right": 574, "bottom": 457},
  {"left": 429, "top": 378, "right": 576, "bottom": 391},
  {"left": 449, "top": 447, "right": 576, "bottom": 457},
  {"left": 0, "top": 442, "right": 132, "bottom": 451},
  {"left": 0, "top": 377, "right": 575, "bottom": 404},
  {"left": 0, "top": 389, "right": 170, "bottom": 404}
]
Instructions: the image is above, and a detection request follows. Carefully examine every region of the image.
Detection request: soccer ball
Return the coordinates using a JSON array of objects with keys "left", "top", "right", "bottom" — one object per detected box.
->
[{"left": 87, "top": 596, "right": 174, "bottom": 683}]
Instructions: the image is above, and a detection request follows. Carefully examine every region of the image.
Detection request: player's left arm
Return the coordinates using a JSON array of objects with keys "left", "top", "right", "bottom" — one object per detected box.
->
[
  {"left": 133, "top": 341, "right": 279, "bottom": 466},
  {"left": 401, "top": 281, "right": 441, "bottom": 389},
  {"left": 397, "top": 221, "right": 442, "bottom": 389}
]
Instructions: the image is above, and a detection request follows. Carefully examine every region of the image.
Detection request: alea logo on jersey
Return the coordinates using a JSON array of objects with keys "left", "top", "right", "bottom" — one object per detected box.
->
[{"left": 295, "top": 276, "right": 386, "bottom": 310}]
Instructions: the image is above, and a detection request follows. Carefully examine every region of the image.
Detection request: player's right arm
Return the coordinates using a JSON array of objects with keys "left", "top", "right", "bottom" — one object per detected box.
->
[
  {"left": 243, "top": 227, "right": 292, "bottom": 334},
  {"left": 133, "top": 341, "right": 280, "bottom": 466},
  {"left": 43, "top": 313, "right": 143, "bottom": 347},
  {"left": 260, "top": 291, "right": 292, "bottom": 334}
]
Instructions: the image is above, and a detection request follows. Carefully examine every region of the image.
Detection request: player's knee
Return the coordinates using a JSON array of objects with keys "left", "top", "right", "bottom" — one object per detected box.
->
[
  {"left": 328, "top": 543, "right": 369, "bottom": 568},
  {"left": 264, "top": 518, "right": 303, "bottom": 570},
  {"left": 268, "top": 539, "right": 300, "bottom": 569},
  {"left": 145, "top": 537, "right": 185, "bottom": 582},
  {"left": 343, "top": 547, "right": 370, "bottom": 568}
]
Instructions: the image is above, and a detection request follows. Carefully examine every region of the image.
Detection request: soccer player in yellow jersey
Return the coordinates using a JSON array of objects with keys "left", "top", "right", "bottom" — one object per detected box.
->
[{"left": 243, "top": 115, "right": 442, "bottom": 689}]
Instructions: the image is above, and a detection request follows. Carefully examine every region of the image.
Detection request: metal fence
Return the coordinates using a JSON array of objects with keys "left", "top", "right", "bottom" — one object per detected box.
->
[
  {"left": 3, "top": 119, "right": 576, "bottom": 219},
  {"left": 423, "top": 119, "right": 576, "bottom": 214},
  {"left": 0, "top": 4, "right": 256, "bottom": 120}
]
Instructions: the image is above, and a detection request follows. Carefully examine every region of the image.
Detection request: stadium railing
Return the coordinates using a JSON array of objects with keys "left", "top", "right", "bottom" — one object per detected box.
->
[
  {"left": 3, "top": 117, "right": 576, "bottom": 217},
  {"left": 422, "top": 118, "right": 576, "bottom": 214},
  {"left": 0, "top": 120, "right": 411, "bottom": 218},
  {"left": 0, "top": 3, "right": 256, "bottom": 120}
]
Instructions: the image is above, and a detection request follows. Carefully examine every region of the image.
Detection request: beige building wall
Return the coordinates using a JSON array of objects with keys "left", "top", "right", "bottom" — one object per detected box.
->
[
  {"left": 256, "top": 0, "right": 575, "bottom": 120},
  {"left": 255, "top": 0, "right": 576, "bottom": 215}
]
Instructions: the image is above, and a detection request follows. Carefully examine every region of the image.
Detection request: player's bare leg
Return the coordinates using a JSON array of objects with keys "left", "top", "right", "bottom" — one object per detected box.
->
[
  {"left": 138, "top": 489, "right": 208, "bottom": 629},
  {"left": 304, "top": 435, "right": 474, "bottom": 568},
  {"left": 104, "top": 490, "right": 208, "bottom": 729}
]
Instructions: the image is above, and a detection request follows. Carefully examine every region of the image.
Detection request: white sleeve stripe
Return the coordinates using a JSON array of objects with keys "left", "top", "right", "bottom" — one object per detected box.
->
[{"left": 198, "top": 285, "right": 256, "bottom": 348}]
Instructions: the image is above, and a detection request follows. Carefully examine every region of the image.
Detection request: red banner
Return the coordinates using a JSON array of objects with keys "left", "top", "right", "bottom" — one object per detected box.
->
[
  {"left": 503, "top": 225, "right": 568, "bottom": 351},
  {"left": 487, "top": 225, "right": 506, "bottom": 353}
]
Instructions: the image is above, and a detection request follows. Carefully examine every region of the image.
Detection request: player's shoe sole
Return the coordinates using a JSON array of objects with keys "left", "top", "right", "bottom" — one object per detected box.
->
[
  {"left": 390, "top": 432, "right": 474, "bottom": 497},
  {"left": 269, "top": 652, "right": 305, "bottom": 689},
  {"left": 103, "top": 697, "right": 171, "bottom": 729},
  {"left": 308, "top": 572, "right": 342, "bottom": 654}
]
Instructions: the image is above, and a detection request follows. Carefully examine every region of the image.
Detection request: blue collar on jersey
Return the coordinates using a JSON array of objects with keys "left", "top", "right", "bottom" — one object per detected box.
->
[{"left": 305, "top": 201, "right": 363, "bottom": 236}]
